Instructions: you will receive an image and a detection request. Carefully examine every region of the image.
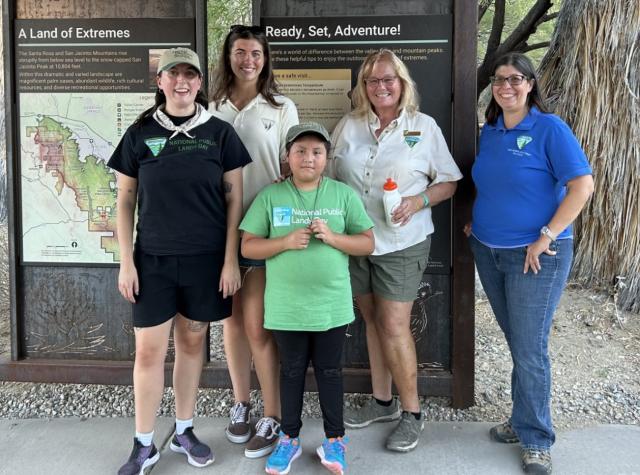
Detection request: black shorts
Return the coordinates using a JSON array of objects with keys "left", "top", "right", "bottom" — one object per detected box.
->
[{"left": 132, "top": 250, "right": 232, "bottom": 328}]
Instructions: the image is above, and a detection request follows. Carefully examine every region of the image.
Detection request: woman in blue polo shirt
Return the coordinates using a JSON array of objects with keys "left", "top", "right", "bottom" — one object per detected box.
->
[{"left": 467, "top": 52, "right": 593, "bottom": 475}]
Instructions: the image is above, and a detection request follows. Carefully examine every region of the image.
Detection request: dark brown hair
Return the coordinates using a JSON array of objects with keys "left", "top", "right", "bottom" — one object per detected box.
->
[
  {"left": 210, "top": 25, "right": 281, "bottom": 109},
  {"left": 485, "top": 52, "right": 549, "bottom": 125},
  {"left": 134, "top": 70, "right": 208, "bottom": 126}
]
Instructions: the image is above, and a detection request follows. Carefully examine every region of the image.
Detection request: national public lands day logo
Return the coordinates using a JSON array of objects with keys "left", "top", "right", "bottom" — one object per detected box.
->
[
  {"left": 144, "top": 137, "right": 168, "bottom": 157},
  {"left": 516, "top": 135, "right": 533, "bottom": 150}
]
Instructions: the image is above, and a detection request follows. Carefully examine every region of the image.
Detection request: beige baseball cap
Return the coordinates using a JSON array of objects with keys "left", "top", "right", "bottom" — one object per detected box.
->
[{"left": 157, "top": 48, "right": 202, "bottom": 76}]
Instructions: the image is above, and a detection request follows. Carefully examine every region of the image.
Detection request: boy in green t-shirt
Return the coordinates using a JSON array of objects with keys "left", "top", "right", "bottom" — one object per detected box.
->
[{"left": 240, "top": 122, "right": 374, "bottom": 474}]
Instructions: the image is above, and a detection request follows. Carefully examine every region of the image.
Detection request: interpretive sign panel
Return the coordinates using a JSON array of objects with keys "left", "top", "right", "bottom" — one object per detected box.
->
[
  {"left": 15, "top": 18, "right": 195, "bottom": 264},
  {"left": 264, "top": 15, "right": 453, "bottom": 273}
]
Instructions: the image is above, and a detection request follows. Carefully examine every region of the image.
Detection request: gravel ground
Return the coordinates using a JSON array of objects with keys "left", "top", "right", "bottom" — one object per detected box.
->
[
  {"left": 1, "top": 280, "right": 639, "bottom": 430},
  {"left": 1, "top": 225, "right": 639, "bottom": 428}
]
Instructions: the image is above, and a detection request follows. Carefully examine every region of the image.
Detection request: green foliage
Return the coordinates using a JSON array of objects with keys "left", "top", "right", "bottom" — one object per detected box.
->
[
  {"left": 478, "top": 0, "right": 561, "bottom": 67},
  {"left": 477, "top": 0, "right": 561, "bottom": 114},
  {"left": 206, "top": 0, "right": 251, "bottom": 72}
]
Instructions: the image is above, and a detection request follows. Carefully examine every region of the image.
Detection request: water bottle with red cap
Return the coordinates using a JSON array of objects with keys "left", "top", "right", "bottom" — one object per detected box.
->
[{"left": 382, "top": 177, "right": 402, "bottom": 227}]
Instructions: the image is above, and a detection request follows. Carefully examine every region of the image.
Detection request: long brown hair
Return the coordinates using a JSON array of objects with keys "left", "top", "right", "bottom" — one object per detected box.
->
[
  {"left": 485, "top": 52, "right": 549, "bottom": 125},
  {"left": 210, "top": 25, "right": 281, "bottom": 109}
]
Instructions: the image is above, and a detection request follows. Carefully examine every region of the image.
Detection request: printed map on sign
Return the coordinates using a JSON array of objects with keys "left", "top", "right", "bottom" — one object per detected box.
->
[{"left": 20, "top": 93, "right": 154, "bottom": 263}]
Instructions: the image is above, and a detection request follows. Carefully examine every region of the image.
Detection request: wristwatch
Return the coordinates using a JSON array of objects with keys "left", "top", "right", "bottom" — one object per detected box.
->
[{"left": 540, "top": 225, "right": 556, "bottom": 242}]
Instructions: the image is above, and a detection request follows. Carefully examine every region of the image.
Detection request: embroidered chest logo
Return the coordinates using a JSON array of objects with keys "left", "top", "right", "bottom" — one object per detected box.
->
[
  {"left": 403, "top": 130, "right": 422, "bottom": 148},
  {"left": 144, "top": 137, "right": 168, "bottom": 157},
  {"left": 261, "top": 118, "right": 275, "bottom": 131},
  {"left": 516, "top": 135, "right": 533, "bottom": 150},
  {"left": 273, "top": 206, "right": 292, "bottom": 226}
]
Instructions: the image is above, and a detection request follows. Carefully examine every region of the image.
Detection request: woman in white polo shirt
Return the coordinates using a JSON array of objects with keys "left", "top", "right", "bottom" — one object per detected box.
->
[
  {"left": 331, "top": 49, "right": 462, "bottom": 453},
  {"left": 209, "top": 24, "right": 298, "bottom": 459}
]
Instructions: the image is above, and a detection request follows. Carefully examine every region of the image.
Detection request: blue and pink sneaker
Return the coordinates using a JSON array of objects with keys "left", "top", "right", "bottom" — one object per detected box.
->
[
  {"left": 265, "top": 433, "right": 302, "bottom": 474},
  {"left": 316, "top": 436, "right": 349, "bottom": 474}
]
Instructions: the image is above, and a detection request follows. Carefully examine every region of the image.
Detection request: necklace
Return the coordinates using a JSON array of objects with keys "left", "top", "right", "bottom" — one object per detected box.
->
[{"left": 289, "top": 176, "right": 323, "bottom": 227}]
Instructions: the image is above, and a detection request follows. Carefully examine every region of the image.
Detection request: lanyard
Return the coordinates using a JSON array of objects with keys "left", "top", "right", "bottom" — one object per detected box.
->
[{"left": 289, "top": 176, "right": 323, "bottom": 226}]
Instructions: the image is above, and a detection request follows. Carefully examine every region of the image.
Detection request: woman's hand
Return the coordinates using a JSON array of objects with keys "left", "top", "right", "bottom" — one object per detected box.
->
[
  {"left": 309, "top": 218, "right": 336, "bottom": 247},
  {"left": 524, "top": 237, "right": 557, "bottom": 274},
  {"left": 392, "top": 196, "right": 422, "bottom": 226},
  {"left": 284, "top": 227, "right": 313, "bottom": 250},
  {"left": 463, "top": 222, "right": 472, "bottom": 237},
  {"left": 219, "top": 261, "right": 241, "bottom": 298},
  {"left": 118, "top": 263, "right": 139, "bottom": 303}
]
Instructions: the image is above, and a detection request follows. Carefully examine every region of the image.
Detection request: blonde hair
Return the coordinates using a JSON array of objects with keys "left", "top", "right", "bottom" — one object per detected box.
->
[{"left": 351, "top": 49, "right": 420, "bottom": 117}]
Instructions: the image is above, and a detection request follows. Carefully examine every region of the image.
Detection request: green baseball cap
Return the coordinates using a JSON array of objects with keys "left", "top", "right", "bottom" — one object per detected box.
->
[
  {"left": 286, "top": 122, "right": 331, "bottom": 145},
  {"left": 157, "top": 47, "right": 202, "bottom": 76}
]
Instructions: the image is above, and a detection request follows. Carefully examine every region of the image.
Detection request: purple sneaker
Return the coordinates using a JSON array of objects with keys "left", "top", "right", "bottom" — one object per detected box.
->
[
  {"left": 170, "top": 426, "right": 214, "bottom": 467},
  {"left": 117, "top": 438, "right": 160, "bottom": 475}
]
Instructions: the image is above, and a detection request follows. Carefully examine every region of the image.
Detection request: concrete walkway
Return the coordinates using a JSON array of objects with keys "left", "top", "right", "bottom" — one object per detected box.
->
[{"left": 1, "top": 418, "right": 639, "bottom": 474}]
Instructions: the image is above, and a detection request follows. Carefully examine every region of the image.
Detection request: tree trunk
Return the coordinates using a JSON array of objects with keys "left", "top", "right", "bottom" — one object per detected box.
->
[{"left": 539, "top": 0, "right": 640, "bottom": 313}]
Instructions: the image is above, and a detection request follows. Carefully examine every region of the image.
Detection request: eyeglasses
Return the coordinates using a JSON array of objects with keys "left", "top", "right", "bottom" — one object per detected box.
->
[
  {"left": 364, "top": 76, "right": 398, "bottom": 88},
  {"left": 230, "top": 24, "right": 266, "bottom": 35},
  {"left": 490, "top": 74, "right": 529, "bottom": 87}
]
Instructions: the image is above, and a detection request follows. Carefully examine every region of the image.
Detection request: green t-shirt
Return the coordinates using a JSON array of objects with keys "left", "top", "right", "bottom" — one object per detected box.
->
[{"left": 240, "top": 177, "right": 374, "bottom": 331}]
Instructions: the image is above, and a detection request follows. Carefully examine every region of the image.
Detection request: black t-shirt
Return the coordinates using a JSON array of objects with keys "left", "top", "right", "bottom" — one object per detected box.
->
[{"left": 108, "top": 112, "right": 252, "bottom": 255}]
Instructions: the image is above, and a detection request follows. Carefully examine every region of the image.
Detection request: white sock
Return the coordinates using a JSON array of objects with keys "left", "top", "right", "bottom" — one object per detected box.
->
[
  {"left": 176, "top": 417, "right": 193, "bottom": 435},
  {"left": 135, "top": 430, "right": 154, "bottom": 447}
]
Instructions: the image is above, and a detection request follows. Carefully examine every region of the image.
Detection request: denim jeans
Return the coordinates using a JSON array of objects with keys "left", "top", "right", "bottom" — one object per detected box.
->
[
  {"left": 469, "top": 235, "right": 573, "bottom": 450},
  {"left": 272, "top": 325, "right": 347, "bottom": 439}
]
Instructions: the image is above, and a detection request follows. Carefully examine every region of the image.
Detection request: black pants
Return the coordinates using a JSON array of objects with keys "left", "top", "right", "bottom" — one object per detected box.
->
[{"left": 272, "top": 325, "right": 347, "bottom": 439}]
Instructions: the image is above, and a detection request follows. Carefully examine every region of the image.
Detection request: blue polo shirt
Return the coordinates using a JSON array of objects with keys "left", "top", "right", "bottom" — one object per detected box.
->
[{"left": 472, "top": 107, "right": 592, "bottom": 247}]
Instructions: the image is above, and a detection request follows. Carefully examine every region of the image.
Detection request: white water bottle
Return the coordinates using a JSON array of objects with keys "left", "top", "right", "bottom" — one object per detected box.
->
[{"left": 382, "top": 177, "right": 402, "bottom": 228}]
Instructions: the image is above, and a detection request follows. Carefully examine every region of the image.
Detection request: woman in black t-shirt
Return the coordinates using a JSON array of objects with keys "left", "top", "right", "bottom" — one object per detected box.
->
[{"left": 109, "top": 48, "right": 251, "bottom": 475}]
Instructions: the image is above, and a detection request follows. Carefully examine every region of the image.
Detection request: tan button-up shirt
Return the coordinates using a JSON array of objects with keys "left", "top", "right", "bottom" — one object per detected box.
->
[
  {"left": 210, "top": 94, "right": 298, "bottom": 213},
  {"left": 331, "top": 109, "right": 462, "bottom": 255}
]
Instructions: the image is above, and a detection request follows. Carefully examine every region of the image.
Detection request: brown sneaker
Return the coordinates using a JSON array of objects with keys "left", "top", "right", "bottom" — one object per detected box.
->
[
  {"left": 244, "top": 416, "right": 280, "bottom": 458},
  {"left": 490, "top": 420, "right": 520, "bottom": 444},
  {"left": 522, "top": 448, "right": 552, "bottom": 474},
  {"left": 225, "top": 401, "right": 251, "bottom": 443}
]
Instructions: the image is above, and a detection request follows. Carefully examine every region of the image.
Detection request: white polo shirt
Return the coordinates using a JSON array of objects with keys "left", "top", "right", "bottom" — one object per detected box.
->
[
  {"left": 331, "top": 109, "right": 462, "bottom": 255},
  {"left": 209, "top": 94, "right": 298, "bottom": 213}
]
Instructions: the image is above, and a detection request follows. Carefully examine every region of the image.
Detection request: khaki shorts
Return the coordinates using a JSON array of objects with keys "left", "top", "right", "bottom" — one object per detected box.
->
[{"left": 349, "top": 237, "right": 431, "bottom": 302}]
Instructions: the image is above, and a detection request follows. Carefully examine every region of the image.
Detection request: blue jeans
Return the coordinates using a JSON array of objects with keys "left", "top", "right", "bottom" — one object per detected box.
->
[{"left": 469, "top": 235, "right": 573, "bottom": 450}]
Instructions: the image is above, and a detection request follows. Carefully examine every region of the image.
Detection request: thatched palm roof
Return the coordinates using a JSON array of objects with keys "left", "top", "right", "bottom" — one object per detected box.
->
[{"left": 539, "top": 0, "right": 640, "bottom": 312}]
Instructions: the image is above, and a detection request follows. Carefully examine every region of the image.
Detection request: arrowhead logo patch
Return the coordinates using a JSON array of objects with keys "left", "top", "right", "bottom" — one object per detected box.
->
[
  {"left": 403, "top": 130, "right": 422, "bottom": 149},
  {"left": 516, "top": 135, "right": 532, "bottom": 150},
  {"left": 144, "top": 137, "right": 167, "bottom": 157}
]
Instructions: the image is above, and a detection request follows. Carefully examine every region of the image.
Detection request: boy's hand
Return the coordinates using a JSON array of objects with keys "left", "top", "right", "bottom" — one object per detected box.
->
[
  {"left": 309, "top": 218, "right": 336, "bottom": 247},
  {"left": 284, "top": 227, "right": 313, "bottom": 250}
]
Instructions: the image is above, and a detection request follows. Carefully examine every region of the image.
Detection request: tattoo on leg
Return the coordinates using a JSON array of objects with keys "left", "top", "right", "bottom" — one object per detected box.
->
[
  {"left": 223, "top": 181, "right": 233, "bottom": 193},
  {"left": 187, "top": 320, "right": 209, "bottom": 332}
]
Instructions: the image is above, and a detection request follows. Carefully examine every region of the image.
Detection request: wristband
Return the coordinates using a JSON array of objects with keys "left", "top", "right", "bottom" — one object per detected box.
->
[{"left": 420, "top": 192, "right": 430, "bottom": 209}]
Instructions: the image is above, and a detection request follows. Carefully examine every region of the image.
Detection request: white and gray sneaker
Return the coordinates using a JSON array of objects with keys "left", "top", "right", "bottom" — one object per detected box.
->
[{"left": 245, "top": 416, "right": 280, "bottom": 458}]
